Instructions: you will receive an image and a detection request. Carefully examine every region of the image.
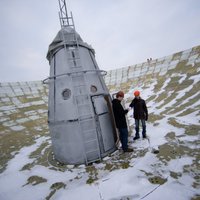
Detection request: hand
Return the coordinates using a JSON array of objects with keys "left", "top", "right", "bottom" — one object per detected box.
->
[
  {"left": 128, "top": 107, "right": 131, "bottom": 111},
  {"left": 145, "top": 116, "right": 148, "bottom": 121}
]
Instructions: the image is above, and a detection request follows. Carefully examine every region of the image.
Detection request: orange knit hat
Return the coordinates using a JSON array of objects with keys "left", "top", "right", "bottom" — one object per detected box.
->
[{"left": 134, "top": 90, "right": 140, "bottom": 96}]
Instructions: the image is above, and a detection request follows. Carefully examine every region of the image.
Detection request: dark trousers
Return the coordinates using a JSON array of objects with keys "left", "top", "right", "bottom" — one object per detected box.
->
[
  {"left": 118, "top": 128, "right": 128, "bottom": 151},
  {"left": 135, "top": 119, "right": 146, "bottom": 137}
]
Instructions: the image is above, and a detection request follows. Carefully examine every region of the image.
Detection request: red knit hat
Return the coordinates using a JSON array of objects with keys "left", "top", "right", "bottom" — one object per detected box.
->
[
  {"left": 134, "top": 90, "right": 140, "bottom": 96},
  {"left": 116, "top": 91, "right": 124, "bottom": 98}
]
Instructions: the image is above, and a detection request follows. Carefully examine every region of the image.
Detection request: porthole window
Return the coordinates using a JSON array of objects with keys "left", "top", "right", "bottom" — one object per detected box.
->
[
  {"left": 62, "top": 89, "right": 71, "bottom": 100},
  {"left": 90, "top": 85, "right": 97, "bottom": 93}
]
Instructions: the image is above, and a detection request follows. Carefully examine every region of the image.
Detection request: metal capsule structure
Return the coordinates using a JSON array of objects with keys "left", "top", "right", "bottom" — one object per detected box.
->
[{"left": 44, "top": 11, "right": 117, "bottom": 164}]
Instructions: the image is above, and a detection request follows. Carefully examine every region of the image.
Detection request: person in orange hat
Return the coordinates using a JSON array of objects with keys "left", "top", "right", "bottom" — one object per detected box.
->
[
  {"left": 129, "top": 90, "right": 148, "bottom": 140},
  {"left": 112, "top": 91, "right": 133, "bottom": 152}
]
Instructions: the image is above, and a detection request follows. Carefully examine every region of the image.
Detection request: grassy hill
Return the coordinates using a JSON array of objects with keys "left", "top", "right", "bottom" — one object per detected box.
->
[{"left": 0, "top": 45, "right": 199, "bottom": 200}]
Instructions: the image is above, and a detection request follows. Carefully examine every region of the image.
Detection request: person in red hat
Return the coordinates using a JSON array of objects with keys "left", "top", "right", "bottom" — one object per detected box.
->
[
  {"left": 129, "top": 90, "right": 148, "bottom": 140},
  {"left": 112, "top": 91, "right": 133, "bottom": 152}
]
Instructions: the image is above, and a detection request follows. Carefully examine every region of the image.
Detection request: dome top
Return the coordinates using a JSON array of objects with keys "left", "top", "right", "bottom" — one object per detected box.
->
[{"left": 47, "top": 26, "right": 94, "bottom": 61}]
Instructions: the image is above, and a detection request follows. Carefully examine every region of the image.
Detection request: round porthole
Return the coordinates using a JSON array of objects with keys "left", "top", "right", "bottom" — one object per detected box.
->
[
  {"left": 90, "top": 85, "right": 97, "bottom": 93},
  {"left": 62, "top": 89, "right": 71, "bottom": 100}
]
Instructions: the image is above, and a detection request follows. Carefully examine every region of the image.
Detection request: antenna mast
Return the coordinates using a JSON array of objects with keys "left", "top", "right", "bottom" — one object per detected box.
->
[{"left": 58, "top": 0, "right": 73, "bottom": 28}]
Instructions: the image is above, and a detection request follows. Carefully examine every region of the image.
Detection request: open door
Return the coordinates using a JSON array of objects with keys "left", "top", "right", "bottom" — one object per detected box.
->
[{"left": 91, "top": 95, "right": 117, "bottom": 152}]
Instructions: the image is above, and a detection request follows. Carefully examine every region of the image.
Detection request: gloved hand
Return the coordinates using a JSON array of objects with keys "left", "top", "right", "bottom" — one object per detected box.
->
[{"left": 145, "top": 115, "right": 148, "bottom": 121}]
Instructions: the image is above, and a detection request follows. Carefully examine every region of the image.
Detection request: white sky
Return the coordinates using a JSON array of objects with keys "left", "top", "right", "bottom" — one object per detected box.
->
[{"left": 0, "top": 0, "right": 200, "bottom": 82}]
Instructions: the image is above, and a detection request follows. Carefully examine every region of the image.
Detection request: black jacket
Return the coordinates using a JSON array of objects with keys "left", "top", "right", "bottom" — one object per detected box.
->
[
  {"left": 112, "top": 99, "right": 128, "bottom": 128},
  {"left": 129, "top": 97, "right": 148, "bottom": 120}
]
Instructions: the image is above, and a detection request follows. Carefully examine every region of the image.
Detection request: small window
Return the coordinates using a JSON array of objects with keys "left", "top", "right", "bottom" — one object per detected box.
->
[
  {"left": 62, "top": 89, "right": 71, "bottom": 100},
  {"left": 90, "top": 85, "right": 97, "bottom": 93}
]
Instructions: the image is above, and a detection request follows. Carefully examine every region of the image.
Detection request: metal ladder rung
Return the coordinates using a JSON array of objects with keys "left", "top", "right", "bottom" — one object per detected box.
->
[
  {"left": 87, "top": 157, "right": 101, "bottom": 164},
  {"left": 71, "top": 73, "right": 85, "bottom": 78},
  {"left": 70, "top": 66, "right": 83, "bottom": 71},
  {"left": 76, "top": 99, "right": 90, "bottom": 104},
  {"left": 65, "top": 30, "right": 75, "bottom": 34},
  {"left": 84, "top": 139, "right": 98, "bottom": 144},
  {"left": 86, "top": 149, "right": 100, "bottom": 154},
  {"left": 73, "top": 84, "right": 86, "bottom": 88},
  {"left": 75, "top": 94, "right": 88, "bottom": 98},
  {"left": 80, "top": 119, "right": 95, "bottom": 125},
  {"left": 68, "top": 47, "right": 77, "bottom": 50},
  {"left": 68, "top": 49, "right": 79, "bottom": 53},
  {"left": 82, "top": 129, "right": 96, "bottom": 134},
  {"left": 64, "top": 16, "right": 72, "bottom": 20},
  {"left": 79, "top": 114, "right": 93, "bottom": 118},
  {"left": 64, "top": 31, "right": 76, "bottom": 34},
  {"left": 77, "top": 102, "right": 90, "bottom": 106},
  {"left": 60, "top": 16, "right": 72, "bottom": 20},
  {"left": 68, "top": 57, "right": 80, "bottom": 60},
  {"left": 77, "top": 106, "right": 91, "bottom": 110}
]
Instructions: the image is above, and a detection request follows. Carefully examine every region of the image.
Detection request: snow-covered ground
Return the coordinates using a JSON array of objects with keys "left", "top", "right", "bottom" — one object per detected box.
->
[
  {"left": 0, "top": 109, "right": 199, "bottom": 200},
  {"left": 0, "top": 46, "right": 200, "bottom": 200}
]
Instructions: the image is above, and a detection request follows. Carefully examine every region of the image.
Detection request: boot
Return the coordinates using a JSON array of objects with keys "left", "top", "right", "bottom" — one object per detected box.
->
[
  {"left": 133, "top": 134, "right": 140, "bottom": 140},
  {"left": 124, "top": 148, "right": 133, "bottom": 152},
  {"left": 133, "top": 136, "right": 140, "bottom": 140}
]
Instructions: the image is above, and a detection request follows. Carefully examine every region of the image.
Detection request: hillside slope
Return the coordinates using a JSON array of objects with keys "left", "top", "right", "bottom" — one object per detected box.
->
[{"left": 0, "top": 45, "right": 199, "bottom": 200}]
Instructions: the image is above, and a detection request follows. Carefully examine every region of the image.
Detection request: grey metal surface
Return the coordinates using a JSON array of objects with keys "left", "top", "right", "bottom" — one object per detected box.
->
[{"left": 46, "top": 19, "right": 117, "bottom": 164}]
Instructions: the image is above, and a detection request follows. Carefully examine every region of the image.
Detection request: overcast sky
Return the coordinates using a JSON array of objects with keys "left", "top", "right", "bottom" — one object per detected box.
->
[{"left": 0, "top": 0, "right": 200, "bottom": 82}]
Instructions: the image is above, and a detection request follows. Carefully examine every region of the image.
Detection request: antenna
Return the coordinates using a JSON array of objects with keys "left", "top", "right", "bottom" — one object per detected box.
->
[{"left": 58, "top": 0, "right": 73, "bottom": 28}]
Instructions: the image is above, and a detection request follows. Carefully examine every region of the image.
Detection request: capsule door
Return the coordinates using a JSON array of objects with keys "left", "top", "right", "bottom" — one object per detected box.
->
[{"left": 91, "top": 95, "right": 116, "bottom": 152}]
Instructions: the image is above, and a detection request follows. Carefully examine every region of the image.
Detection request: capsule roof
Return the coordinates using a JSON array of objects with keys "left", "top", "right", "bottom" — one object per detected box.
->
[{"left": 47, "top": 26, "right": 94, "bottom": 61}]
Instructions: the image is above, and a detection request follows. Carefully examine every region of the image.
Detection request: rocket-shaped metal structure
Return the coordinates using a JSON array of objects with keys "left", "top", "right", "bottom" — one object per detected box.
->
[{"left": 44, "top": 0, "right": 117, "bottom": 165}]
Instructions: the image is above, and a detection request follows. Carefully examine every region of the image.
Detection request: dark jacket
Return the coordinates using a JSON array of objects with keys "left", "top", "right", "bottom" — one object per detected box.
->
[
  {"left": 112, "top": 99, "right": 128, "bottom": 128},
  {"left": 129, "top": 97, "right": 148, "bottom": 120}
]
